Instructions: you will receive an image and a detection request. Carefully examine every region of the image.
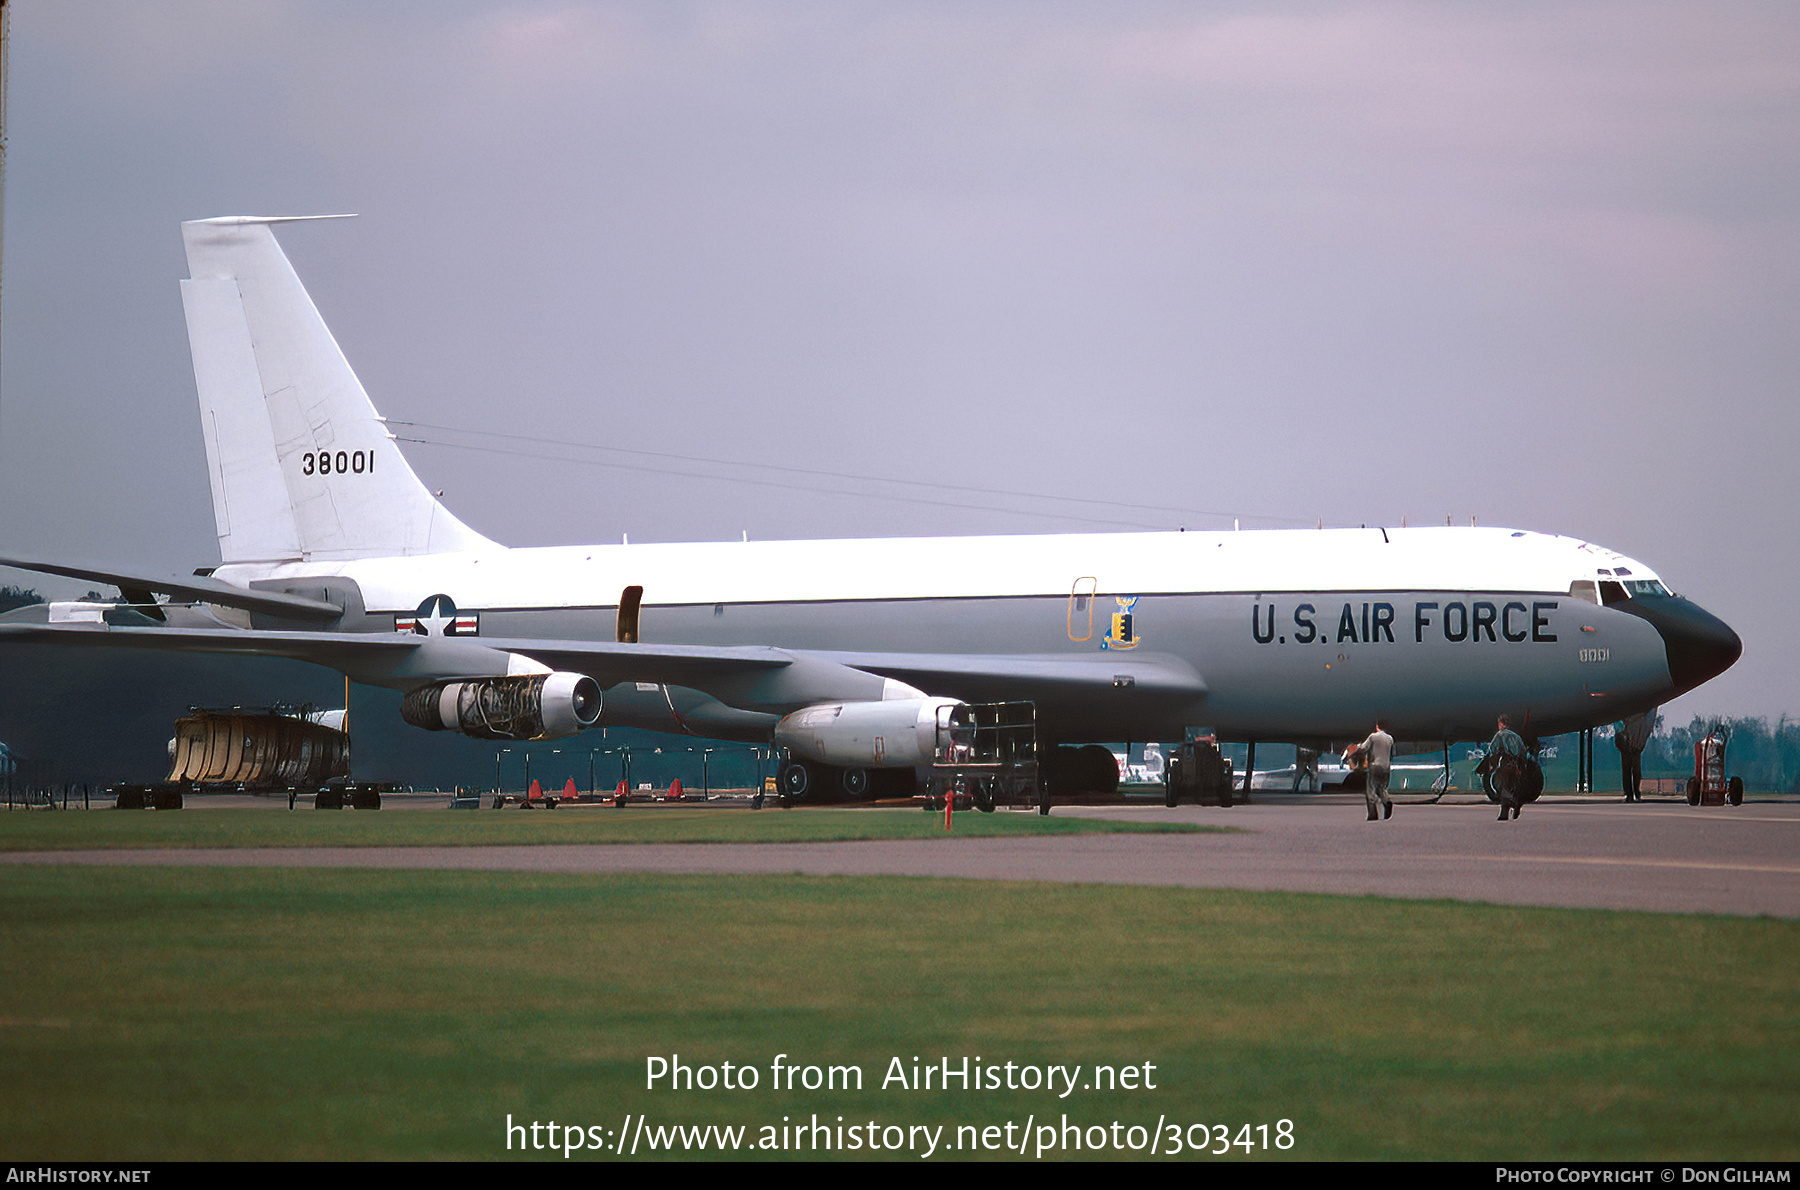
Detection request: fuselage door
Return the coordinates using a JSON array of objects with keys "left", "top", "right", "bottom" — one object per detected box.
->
[
  {"left": 1068, "top": 576, "right": 1098, "bottom": 642},
  {"left": 617, "top": 585, "right": 643, "bottom": 643}
]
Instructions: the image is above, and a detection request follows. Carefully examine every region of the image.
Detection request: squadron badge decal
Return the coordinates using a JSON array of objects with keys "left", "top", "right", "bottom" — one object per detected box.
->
[{"left": 1101, "top": 596, "right": 1140, "bottom": 650}]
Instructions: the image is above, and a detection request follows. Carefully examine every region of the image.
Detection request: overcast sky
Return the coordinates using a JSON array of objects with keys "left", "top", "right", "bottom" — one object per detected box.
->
[{"left": 2, "top": 1, "right": 1795, "bottom": 725}]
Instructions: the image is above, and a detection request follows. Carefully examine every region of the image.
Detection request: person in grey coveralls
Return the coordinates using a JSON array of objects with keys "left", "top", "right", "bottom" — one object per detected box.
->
[{"left": 1346, "top": 720, "right": 1395, "bottom": 821}]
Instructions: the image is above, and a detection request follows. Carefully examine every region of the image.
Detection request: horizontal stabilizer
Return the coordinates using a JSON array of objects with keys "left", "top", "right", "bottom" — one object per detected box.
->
[{"left": 0, "top": 556, "right": 343, "bottom": 620}]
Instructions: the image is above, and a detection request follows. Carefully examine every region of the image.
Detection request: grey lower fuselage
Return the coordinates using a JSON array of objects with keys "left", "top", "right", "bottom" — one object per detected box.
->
[{"left": 289, "top": 586, "right": 1672, "bottom": 748}]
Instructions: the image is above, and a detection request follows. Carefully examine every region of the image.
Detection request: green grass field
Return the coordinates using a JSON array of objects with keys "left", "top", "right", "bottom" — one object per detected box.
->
[
  {"left": 0, "top": 865, "right": 1791, "bottom": 1161},
  {"left": 0, "top": 805, "right": 1220, "bottom": 851}
]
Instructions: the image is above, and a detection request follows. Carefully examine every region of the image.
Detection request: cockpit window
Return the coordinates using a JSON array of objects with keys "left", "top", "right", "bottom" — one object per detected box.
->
[{"left": 1577, "top": 577, "right": 1670, "bottom": 605}]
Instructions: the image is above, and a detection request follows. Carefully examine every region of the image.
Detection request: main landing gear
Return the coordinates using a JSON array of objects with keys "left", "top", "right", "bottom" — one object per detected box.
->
[{"left": 774, "top": 759, "right": 911, "bottom": 805}]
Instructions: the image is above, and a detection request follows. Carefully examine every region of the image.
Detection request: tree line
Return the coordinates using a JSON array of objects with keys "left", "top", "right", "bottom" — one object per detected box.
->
[{"left": 0, "top": 585, "right": 44, "bottom": 615}]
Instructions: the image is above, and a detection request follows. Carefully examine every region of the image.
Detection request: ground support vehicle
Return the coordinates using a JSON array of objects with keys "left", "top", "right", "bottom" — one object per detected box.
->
[
  {"left": 107, "top": 780, "right": 390, "bottom": 810},
  {"left": 1687, "top": 728, "right": 1744, "bottom": 806},
  {"left": 167, "top": 706, "right": 348, "bottom": 789},
  {"left": 922, "top": 701, "right": 1045, "bottom": 815},
  {"left": 109, "top": 784, "right": 189, "bottom": 810},
  {"left": 306, "top": 783, "right": 390, "bottom": 810},
  {"left": 109, "top": 706, "right": 389, "bottom": 809},
  {"left": 1164, "top": 740, "right": 1236, "bottom": 807}
]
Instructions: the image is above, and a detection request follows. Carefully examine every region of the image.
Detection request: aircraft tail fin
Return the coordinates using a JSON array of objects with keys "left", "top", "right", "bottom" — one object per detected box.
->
[{"left": 180, "top": 216, "right": 497, "bottom": 563}]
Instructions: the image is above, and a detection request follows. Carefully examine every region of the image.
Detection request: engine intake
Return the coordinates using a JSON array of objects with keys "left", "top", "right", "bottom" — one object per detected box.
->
[{"left": 401, "top": 672, "right": 602, "bottom": 740}]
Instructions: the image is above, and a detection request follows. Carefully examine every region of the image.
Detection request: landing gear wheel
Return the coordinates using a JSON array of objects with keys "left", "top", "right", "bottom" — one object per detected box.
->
[
  {"left": 1481, "top": 768, "right": 1499, "bottom": 803},
  {"left": 973, "top": 778, "right": 995, "bottom": 813},
  {"left": 1686, "top": 777, "right": 1700, "bottom": 806},
  {"left": 1078, "top": 744, "right": 1121, "bottom": 794},
  {"left": 842, "top": 767, "right": 870, "bottom": 798},
  {"left": 779, "top": 762, "right": 811, "bottom": 800},
  {"left": 1728, "top": 776, "right": 1744, "bottom": 806},
  {"left": 1036, "top": 781, "right": 1052, "bottom": 816},
  {"left": 1521, "top": 759, "right": 1544, "bottom": 804}
]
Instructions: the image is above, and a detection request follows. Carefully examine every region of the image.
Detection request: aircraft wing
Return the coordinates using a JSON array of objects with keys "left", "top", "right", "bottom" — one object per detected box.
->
[
  {"left": 799, "top": 648, "right": 1208, "bottom": 730},
  {"left": 0, "top": 622, "right": 790, "bottom": 695},
  {"left": 804, "top": 648, "right": 1206, "bottom": 700},
  {"left": 505, "top": 640, "right": 1207, "bottom": 719},
  {"left": 0, "top": 620, "right": 1205, "bottom": 719}
]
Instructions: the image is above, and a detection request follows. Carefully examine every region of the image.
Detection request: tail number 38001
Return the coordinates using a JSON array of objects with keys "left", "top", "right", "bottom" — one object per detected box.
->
[{"left": 302, "top": 450, "right": 374, "bottom": 476}]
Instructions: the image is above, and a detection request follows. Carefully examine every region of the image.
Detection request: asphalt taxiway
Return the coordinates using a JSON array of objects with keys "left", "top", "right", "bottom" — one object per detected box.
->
[{"left": 5, "top": 794, "right": 1795, "bottom": 917}]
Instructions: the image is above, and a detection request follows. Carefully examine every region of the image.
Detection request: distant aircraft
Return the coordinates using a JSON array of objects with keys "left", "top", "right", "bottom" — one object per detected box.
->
[{"left": 0, "top": 216, "right": 1742, "bottom": 804}]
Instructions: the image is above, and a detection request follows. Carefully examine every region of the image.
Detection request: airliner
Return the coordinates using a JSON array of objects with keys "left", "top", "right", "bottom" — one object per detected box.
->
[{"left": 0, "top": 216, "right": 1742, "bottom": 802}]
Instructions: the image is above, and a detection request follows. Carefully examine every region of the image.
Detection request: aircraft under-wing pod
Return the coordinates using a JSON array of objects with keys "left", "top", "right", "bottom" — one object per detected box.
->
[{"left": 0, "top": 217, "right": 1743, "bottom": 803}]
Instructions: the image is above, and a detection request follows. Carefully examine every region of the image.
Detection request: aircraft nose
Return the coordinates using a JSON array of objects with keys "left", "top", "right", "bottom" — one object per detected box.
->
[{"left": 1621, "top": 595, "right": 1742, "bottom": 694}]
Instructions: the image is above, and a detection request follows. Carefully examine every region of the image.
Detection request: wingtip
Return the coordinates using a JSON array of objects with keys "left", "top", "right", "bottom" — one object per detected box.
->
[{"left": 185, "top": 214, "right": 359, "bottom": 227}]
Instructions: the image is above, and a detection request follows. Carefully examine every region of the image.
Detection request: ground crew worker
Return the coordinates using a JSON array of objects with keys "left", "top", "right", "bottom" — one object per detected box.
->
[
  {"left": 1486, "top": 715, "right": 1529, "bottom": 820},
  {"left": 1615, "top": 712, "right": 1654, "bottom": 802},
  {"left": 1292, "top": 747, "right": 1320, "bottom": 794},
  {"left": 1345, "top": 720, "right": 1394, "bottom": 821}
]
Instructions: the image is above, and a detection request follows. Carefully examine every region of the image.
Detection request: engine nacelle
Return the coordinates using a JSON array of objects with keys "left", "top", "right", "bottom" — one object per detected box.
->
[
  {"left": 774, "top": 697, "right": 964, "bottom": 769},
  {"left": 400, "top": 672, "right": 602, "bottom": 741}
]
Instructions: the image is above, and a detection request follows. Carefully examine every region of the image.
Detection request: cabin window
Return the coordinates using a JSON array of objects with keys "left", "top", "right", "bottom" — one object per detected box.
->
[
  {"left": 1625, "top": 580, "right": 1670, "bottom": 598},
  {"left": 1569, "top": 580, "right": 1598, "bottom": 605},
  {"left": 1599, "top": 580, "right": 1629, "bottom": 606}
]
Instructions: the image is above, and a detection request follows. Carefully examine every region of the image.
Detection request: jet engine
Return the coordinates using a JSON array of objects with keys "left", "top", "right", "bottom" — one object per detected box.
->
[
  {"left": 774, "top": 696, "right": 964, "bottom": 769},
  {"left": 400, "top": 672, "right": 602, "bottom": 740}
]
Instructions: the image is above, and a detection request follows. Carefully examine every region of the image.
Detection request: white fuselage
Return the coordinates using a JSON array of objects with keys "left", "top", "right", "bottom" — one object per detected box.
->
[
  {"left": 206, "top": 525, "right": 1690, "bottom": 746},
  {"left": 217, "top": 525, "right": 1636, "bottom": 617}
]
